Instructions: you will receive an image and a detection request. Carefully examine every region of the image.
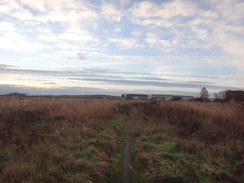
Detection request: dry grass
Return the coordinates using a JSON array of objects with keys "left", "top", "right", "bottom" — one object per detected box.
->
[
  {"left": 131, "top": 101, "right": 244, "bottom": 183},
  {"left": 141, "top": 101, "right": 244, "bottom": 142},
  {"left": 0, "top": 96, "right": 135, "bottom": 182},
  {"left": 0, "top": 96, "right": 121, "bottom": 121},
  {"left": 0, "top": 97, "right": 122, "bottom": 150},
  {"left": 1, "top": 97, "right": 243, "bottom": 182}
]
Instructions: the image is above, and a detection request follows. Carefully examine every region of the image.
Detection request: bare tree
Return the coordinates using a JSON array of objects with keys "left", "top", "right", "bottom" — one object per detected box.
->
[
  {"left": 200, "top": 87, "right": 208, "bottom": 102},
  {"left": 214, "top": 93, "right": 219, "bottom": 99}
]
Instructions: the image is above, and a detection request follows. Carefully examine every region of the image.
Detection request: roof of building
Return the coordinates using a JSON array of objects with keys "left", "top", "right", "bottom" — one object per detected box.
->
[
  {"left": 122, "top": 94, "right": 148, "bottom": 96},
  {"left": 149, "top": 94, "right": 194, "bottom": 97}
]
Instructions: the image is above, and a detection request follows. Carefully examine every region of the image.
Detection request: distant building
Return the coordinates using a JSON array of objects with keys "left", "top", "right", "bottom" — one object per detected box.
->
[
  {"left": 121, "top": 93, "right": 194, "bottom": 101},
  {"left": 148, "top": 94, "right": 194, "bottom": 101},
  {"left": 224, "top": 90, "right": 244, "bottom": 102},
  {"left": 121, "top": 94, "right": 148, "bottom": 100}
]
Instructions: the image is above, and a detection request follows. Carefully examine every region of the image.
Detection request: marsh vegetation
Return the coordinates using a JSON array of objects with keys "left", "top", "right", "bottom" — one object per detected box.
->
[{"left": 0, "top": 96, "right": 243, "bottom": 182}]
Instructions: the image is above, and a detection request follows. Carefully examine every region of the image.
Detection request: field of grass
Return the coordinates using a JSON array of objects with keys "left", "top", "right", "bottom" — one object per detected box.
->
[
  {"left": 0, "top": 96, "right": 243, "bottom": 182},
  {"left": 131, "top": 101, "right": 244, "bottom": 183},
  {"left": 0, "top": 96, "right": 134, "bottom": 182}
]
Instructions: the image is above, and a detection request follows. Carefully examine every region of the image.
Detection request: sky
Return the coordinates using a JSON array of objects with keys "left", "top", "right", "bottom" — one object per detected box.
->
[{"left": 0, "top": 0, "right": 244, "bottom": 97}]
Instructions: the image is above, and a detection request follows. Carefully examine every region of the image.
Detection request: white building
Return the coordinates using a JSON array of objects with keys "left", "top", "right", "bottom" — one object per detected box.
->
[{"left": 148, "top": 94, "right": 194, "bottom": 101}]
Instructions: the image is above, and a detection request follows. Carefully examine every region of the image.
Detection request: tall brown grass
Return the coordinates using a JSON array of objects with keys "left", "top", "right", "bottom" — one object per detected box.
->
[
  {"left": 131, "top": 100, "right": 244, "bottom": 182},
  {"left": 141, "top": 101, "right": 244, "bottom": 143},
  {"left": 0, "top": 96, "right": 136, "bottom": 182},
  {"left": 1, "top": 97, "right": 243, "bottom": 182},
  {"left": 0, "top": 96, "right": 120, "bottom": 121}
]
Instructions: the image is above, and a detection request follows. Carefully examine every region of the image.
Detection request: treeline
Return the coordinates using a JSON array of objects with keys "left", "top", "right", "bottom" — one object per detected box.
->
[
  {"left": 193, "top": 90, "right": 244, "bottom": 102},
  {"left": 4, "top": 92, "right": 28, "bottom": 97}
]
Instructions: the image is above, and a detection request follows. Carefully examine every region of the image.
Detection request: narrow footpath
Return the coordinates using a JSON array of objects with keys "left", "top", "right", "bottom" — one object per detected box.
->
[{"left": 121, "top": 120, "right": 134, "bottom": 183}]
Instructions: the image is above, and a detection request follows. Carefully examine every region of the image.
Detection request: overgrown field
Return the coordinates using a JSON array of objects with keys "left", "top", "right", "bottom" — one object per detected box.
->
[
  {"left": 0, "top": 96, "right": 134, "bottom": 182},
  {"left": 131, "top": 101, "right": 244, "bottom": 183},
  {"left": 0, "top": 96, "right": 243, "bottom": 183}
]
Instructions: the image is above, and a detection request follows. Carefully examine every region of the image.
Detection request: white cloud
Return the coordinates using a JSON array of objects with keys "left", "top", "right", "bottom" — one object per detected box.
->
[
  {"left": 0, "top": 0, "right": 100, "bottom": 53},
  {"left": 132, "top": 31, "right": 143, "bottom": 37},
  {"left": 201, "top": 10, "right": 218, "bottom": 19},
  {"left": 208, "top": 0, "right": 244, "bottom": 70},
  {"left": 33, "top": 2, "right": 98, "bottom": 28},
  {"left": 59, "top": 30, "right": 98, "bottom": 43},
  {"left": 213, "top": 28, "right": 244, "bottom": 67},
  {"left": 145, "top": 32, "right": 188, "bottom": 52},
  {"left": 20, "top": 0, "right": 47, "bottom": 12},
  {"left": 101, "top": 3, "right": 123, "bottom": 22},
  {"left": 215, "top": 0, "right": 244, "bottom": 22},
  {"left": 0, "top": 22, "right": 49, "bottom": 52},
  {"left": 0, "top": 0, "right": 19, "bottom": 14},
  {"left": 129, "top": 0, "right": 244, "bottom": 69},
  {"left": 3, "top": 0, "right": 98, "bottom": 28},
  {"left": 38, "top": 26, "right": 100, "bottom": 52},
  {"left": 130, "top": 0, "right": 196, "bottom": 20},
  {"left": 115, "top": 27, "right": 122, "bottom": 32},
  {"left": 108, "top": 37, "right": 143, "bottom": 49}
]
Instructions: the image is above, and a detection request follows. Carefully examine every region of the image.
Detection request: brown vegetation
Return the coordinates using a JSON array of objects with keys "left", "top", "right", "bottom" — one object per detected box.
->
[
  {"left": 0, "top": 96, "right": 136, "bottom": 182},
  {"left": 0, "top": 96, "right": 243, "bottom": 182},
  {"left": 131, "top": 101, "right": 244, "bottom": 183}
]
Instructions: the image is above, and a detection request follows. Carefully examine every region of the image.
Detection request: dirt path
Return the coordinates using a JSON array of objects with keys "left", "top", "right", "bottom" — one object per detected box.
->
[{"left": 121, "top": 120, "right": 134, "bottom": 183}]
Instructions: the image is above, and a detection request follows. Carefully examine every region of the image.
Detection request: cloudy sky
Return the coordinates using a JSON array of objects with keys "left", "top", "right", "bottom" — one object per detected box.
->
[{"left": 0, "top": 0, "right": 243, "bottom": 96}]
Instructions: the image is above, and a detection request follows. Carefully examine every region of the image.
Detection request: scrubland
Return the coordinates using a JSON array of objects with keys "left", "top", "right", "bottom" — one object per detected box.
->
[
  {"left": 0, "top": 96, "right": 133, "bottom": 182},
  {"left": 0, "top": 96, "right": 243, "bottom": 183},
  {"left": 131, "top": 101, "right": 244, "bottom": 183}
]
